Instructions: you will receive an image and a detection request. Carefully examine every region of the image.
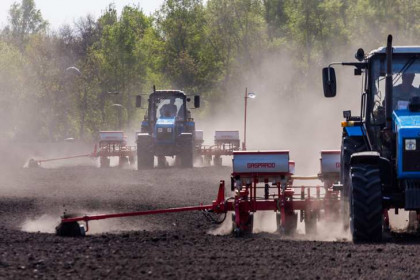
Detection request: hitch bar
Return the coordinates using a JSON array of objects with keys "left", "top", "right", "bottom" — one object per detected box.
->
[
  {"left": 61, "top": 205, "right": 214, "bottom": 224},
  {"left": 60, "top": 180, "right": 229, "bottom": 231}
]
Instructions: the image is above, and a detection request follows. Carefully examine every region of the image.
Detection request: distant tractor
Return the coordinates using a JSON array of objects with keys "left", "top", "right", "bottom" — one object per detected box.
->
[
  {"left": 323, "top": 35, "right": 420, "bottom": 242},
  {"left": 135, "top": 89, "right": 200, "bottom": 169}
]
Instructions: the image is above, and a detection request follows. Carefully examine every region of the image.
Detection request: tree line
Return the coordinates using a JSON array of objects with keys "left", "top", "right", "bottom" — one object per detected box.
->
[{"left": 0, "top": 0, "right": 418, "bottom": 141}]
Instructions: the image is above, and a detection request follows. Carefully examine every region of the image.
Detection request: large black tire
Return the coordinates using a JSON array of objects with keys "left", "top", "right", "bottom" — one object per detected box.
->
[
  {"left": 137, "top": 136, "right": 154, "bottom": 170},
  {"left": 350, "top": 164, "right": 383, "bottom": 243},
  {"left": 341, "top": 136, "right": 366, "bottom": 230}
]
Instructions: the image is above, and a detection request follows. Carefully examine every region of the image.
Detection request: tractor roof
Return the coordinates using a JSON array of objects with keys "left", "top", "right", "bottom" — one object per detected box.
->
[
  {"left": 151, "top": 90, "right": 186, "bottom": 96},
  {"left": 369, "top": 46, "right": 420, "bottom": 56}
]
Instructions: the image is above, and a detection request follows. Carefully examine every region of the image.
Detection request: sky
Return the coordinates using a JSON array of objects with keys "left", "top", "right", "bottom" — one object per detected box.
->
[{"left": 0, "top": 0, "right": 165, "bottom": 30}]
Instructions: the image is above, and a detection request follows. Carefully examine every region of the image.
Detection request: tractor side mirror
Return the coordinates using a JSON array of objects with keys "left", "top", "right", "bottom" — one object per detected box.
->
[
  {"left": 194, "top": 95, "right": 200, "bottom": 108},
  {"left": 136, "top": 95, "right": 142, "bottom": 108},
  {"left": 355, "top": 48, "right": 365, "bottom": 61},
  {"left": 322, "top": 67, "right": 337, "bottom": 98}
]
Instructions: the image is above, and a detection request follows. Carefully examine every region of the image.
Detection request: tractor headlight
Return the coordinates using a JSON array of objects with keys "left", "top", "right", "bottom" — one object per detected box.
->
[
  {"left": 405, "top": 139, "right": 416, "bottom": 151},
  {"left": 167, "top": 127, "right": 172, "bottom": 133},
  {"left": 157, "top": 127, "right": 163, "bottom": 133}
]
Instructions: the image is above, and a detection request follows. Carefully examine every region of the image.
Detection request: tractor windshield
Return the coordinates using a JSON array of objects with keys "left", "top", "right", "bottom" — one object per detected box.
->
[
  {"left": 150, "top": 96, "right": 186, "bottom": 121},
  {"left": 370, "top": 55, "right": 420, "bottom": 123}
]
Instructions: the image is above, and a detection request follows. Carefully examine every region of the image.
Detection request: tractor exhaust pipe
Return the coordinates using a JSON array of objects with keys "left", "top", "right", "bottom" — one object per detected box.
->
[{"left": 385, "top": 34, "right": 393, "bottom": 129}]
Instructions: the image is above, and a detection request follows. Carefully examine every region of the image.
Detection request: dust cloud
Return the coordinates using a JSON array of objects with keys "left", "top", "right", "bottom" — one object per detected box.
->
[
  {"left": 196, "top": 50, "right": 361, "bottom": 174},
  {"left": 198, "top": 37, "right": 410, "bottom": 240},
  {"left": 21, "top": 214, "right": 59, "bottom": 234}
]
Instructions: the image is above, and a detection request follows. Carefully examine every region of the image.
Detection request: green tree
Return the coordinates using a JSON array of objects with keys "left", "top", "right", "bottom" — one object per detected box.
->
[
  {"left": 6, "top": 0, "right": 48, "bottom": 48},
  {"left": 205, "top": 0, "right": 267, "bottom": 94},
  {"left": 89, "top": 5, "right": 151, "bottom": 130},
  {"left": 156, "top": 0, "right": 210, "bottom": 91}
]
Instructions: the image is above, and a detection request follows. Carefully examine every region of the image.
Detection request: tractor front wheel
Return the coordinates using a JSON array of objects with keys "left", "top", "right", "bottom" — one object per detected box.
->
[{"left": 350, "top": 164, "right": 383, "bottom": 242}]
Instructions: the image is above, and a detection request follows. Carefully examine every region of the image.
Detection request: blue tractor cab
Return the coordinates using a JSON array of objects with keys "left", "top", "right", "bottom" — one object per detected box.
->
[
  {"left": 135, "top": 89, "right": 200, "bottom": 169},
  {"left": 323, "top": 35, "right": 420, "bottom": 242}
]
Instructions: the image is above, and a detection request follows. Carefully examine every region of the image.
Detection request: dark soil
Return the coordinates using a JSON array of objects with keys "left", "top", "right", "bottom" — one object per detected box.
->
[{"left": 1, "top": 164, "right": 420, "bottom": 279}]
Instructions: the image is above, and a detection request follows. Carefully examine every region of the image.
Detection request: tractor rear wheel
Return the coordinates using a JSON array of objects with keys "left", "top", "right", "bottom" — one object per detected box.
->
[
  {"left": 350, "top": 164, "right": 382, "bottom": 243},
  {"left": 137, "top": 135, "right": 153, "bottom": 170}
]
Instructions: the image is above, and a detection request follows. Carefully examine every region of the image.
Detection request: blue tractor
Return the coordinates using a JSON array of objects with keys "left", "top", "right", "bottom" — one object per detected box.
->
[
  {"left": 323, "top": 35, "right": 420, "bottom": 242},
  {"left": 135, "top": 89, "right": 200, "bottom": 169}
]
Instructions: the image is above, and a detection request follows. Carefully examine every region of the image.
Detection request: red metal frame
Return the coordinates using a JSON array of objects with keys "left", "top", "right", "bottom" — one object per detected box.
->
[
  {"left": 96, "top": 141, "right": 136, "bottom": 158},
  {"left": 60, "top": 171, "right": 341, "bottom": 235},
  {"left": 36, "top": 153, "right": 93, "bottom": 163}
]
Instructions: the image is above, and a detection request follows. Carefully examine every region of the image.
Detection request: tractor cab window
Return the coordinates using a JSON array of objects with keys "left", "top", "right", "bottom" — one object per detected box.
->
[
  {"left": 151, "top": 96, "right": 185, "bottom": 121},
  {"left": 370, "top": 56, "right": 420, "bottom": 124}
]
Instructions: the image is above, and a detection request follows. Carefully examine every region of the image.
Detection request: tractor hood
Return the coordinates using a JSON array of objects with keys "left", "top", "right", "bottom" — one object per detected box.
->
[
  {"left": 393, "top": 110, "right": 420, "bottom": 128},
  {"left": 393, "top": 110, "right": 420, "bottom": 178}
]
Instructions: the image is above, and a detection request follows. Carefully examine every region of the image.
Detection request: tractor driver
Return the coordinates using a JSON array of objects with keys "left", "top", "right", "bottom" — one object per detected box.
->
[
  {"left": 159, "top": 98, "right": 178, "bottom": 118},
  {"left": 393, "top": 73, "right": 420, "bottom": 110}
]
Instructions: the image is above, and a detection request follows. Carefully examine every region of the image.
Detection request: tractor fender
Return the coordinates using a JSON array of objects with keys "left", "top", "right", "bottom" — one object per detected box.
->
[
  {"left": 350, "top": 151, "right": 393, "bottom": 187},
  {"left": 350, "top": 151, "right": 380, "bottom": 166},
  {"left": 136, "top": 132, "right": 152, "bottom": 141}
]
